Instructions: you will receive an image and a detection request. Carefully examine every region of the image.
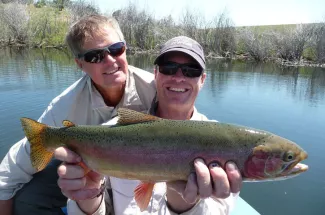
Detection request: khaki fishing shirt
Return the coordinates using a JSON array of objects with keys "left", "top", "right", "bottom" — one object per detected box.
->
[
  {"left": 0, "top": 65, "right": 156, "bottom": 200},
  {"left": 67, "top": 109, "right": 239, "bottom": 215}
]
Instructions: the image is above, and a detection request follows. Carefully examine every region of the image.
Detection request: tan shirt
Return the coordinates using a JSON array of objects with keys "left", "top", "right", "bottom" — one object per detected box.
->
[{"left": 0, "top": 65, "right": 156, "bottom": 199}]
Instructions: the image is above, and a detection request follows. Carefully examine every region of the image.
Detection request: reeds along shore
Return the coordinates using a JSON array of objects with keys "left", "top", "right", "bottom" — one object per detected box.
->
[{"left": 1, "top": 1, "right": 325, "bottom": 66}]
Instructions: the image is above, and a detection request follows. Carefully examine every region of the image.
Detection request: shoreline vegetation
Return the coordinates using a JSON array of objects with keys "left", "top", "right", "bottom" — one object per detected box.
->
[{"left": 1, "top": 1, "right": 325, "bottom": 68}]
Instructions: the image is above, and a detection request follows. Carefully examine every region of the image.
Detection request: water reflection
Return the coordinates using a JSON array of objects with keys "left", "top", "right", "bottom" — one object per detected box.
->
[
  {"left": 204, "top": 59, "right": 325, "bottom": 107},
  {"left": 0, "top": 48, "right": 324, "bottom": 215},
  {"left": 0, "top": 48, "right": 81, "bottom": 94}
]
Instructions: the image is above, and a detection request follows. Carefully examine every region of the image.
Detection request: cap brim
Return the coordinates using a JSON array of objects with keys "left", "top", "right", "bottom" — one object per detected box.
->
[{"left": 154, "top": 47, "right": 205, "bottom": 70}]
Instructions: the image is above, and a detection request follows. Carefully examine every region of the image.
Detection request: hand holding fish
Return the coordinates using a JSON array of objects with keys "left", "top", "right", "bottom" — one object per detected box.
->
[
  {"left": 165, "top": 158, "right": 242, "bottom": 213},
  {"left": 55, "top": 146, "right": 105, "bottom": 214}
]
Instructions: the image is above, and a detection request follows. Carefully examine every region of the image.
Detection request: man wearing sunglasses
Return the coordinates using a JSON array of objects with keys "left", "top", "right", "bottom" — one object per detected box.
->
[
  {"left": 0, "top": 15, "right": 156, "bottom": 215},
  {"left": 56, "top": 36, "right": 242, "bottom": 215}
]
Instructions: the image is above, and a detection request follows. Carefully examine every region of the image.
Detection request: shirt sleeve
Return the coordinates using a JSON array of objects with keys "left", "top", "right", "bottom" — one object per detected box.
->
[{"left": 0, "top": 105, "right": 57, "bottom": 200}]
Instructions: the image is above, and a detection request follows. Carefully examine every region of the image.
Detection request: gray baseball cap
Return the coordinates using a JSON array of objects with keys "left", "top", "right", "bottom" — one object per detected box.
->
[{"left": 154, "top": 36, "right": 206, "bottom": 70}]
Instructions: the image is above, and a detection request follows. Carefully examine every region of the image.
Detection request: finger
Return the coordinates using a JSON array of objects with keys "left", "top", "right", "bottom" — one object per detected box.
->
[
  {"left": 209, "top": 163, "right": 230, "bottom": 199},
  {"left": 194, "top": 158, "right": 212, "bottom": 198},
  {"left": 57, "top": 163, "right": 85, "bottom": 179},
  {"left": 87, "top": 171, "right": 105, "bottom": 183},
  {"left": 58, "top": 177, "right": 86, "bottom": 191},
  {"left": 54, "top": 146, "right": 81, "bottom": 163},
  {"left": 166, "top": 180, "right": 187, "bottom": 195},
  {"left": 225, "top": 161, "right": 242, "bottom": 193},
  {"left": 182, "top": 173, "right": 199, "bottom": 204}
]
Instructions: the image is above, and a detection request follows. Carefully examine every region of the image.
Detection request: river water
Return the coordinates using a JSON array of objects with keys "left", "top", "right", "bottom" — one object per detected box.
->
[{"left": 0, "top": 48, "right": 324, "bottom": 215}]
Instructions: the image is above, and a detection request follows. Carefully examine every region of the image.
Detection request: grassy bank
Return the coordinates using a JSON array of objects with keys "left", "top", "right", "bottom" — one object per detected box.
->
[{"left": 0, "top": 1, "right": 324, "bottom": 67}]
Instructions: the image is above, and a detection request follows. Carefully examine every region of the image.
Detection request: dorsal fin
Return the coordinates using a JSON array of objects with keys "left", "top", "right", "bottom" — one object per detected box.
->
[
  {"left": 117, "top": 108, "right": 161, "bottom": 125},
  {"left": 62, "top": 120, "right": 75, "bottom": 127}
]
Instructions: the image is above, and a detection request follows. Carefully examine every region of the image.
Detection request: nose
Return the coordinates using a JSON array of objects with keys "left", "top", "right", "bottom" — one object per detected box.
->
[
  {"left": 171, "top": 68, "right": 185, "bottom": 81},
  {"left": 173, "top": 68, "right": 184, "bottom": 78},
  {"left": 102, "top": 52, "right": 116, "bottom": 65}
]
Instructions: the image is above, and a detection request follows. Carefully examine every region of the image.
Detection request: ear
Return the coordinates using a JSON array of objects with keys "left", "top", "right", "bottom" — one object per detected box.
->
[
  {"left": 75, "top": 58, "right": 83, "bottom": 69},
  {"left": 154, "top": 67, "right": 158, "bottom": 79},
  {"left": 199, "top": 72, "right": 206, "bottom": 90}
]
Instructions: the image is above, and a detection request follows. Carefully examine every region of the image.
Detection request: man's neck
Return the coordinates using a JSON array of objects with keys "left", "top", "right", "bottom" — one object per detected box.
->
[
  {"left": 95, "top": 83, "right": 126, "bottom": 107},
  {"left": 156, "top": 106, "right": 194, "bottom": 120}
]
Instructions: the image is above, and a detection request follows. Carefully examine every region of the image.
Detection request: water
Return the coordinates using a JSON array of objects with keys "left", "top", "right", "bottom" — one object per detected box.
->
[{"left": 0, "top": 48, "right": 324, "bottom": 215}]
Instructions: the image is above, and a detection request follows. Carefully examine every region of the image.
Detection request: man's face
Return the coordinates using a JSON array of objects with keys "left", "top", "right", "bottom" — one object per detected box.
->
[
  {"left": 75, "top": 26, "right": 128, "bottom": 91},
  {"left": 154, "top": 52, "right": 206, "bottom": 111}
]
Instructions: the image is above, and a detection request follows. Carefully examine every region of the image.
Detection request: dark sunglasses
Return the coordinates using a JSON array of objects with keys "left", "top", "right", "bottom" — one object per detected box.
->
[
  {"left": 77, "top": 41, "right": 126, "bottom": 63},
  {"left": 158, "top": 61, "right": 203, "bottom": 78}
]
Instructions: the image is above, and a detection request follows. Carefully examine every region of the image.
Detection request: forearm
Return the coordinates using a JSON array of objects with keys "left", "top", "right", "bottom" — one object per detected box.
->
[
  {"left": 0, "top": 199, "right": 13, "bottom": 215},
  {"left": 77, "top": 195, "right": 103, "bottom": 214}
]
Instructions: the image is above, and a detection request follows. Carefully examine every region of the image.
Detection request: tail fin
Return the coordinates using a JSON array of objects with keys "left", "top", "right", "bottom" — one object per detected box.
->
[{"left": 20, "top": 118, "right": 53, "bottom": 172}]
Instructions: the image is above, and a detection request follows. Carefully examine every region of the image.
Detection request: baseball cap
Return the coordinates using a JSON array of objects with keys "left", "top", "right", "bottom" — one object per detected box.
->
[{"left": 154, "top": 36, "right": 206, "bottom": 70}]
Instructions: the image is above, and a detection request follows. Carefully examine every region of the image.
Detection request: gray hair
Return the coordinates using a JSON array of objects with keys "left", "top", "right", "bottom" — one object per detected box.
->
[{"left": 65, "top": 15, "right": 124, "bottom": 57}]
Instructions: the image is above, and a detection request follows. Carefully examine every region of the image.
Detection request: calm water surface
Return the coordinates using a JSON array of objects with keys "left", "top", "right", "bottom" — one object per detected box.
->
[{"left": 0, "top": 48, "right": 324, "bottom": 215}]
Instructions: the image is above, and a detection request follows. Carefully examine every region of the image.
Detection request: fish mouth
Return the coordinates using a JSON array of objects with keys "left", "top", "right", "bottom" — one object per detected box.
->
[{"left": 288, "top": 163, "right": 308, "bottom": 175}]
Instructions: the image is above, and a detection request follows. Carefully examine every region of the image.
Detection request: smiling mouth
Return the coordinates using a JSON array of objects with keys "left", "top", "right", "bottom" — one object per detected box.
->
[
  {"left": 167, "top": 87, "right": 188, "bottom": 93},
  {"left": 103, "top": 68, "right": 119, "bottom": 75}
]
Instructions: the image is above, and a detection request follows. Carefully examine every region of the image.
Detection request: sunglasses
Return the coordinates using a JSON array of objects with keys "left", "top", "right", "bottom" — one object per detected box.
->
[
  {"left": 158, "top": 61, "right": 203, "bottom": 78},
  {"left": 77, "top": 41, "right": 126, "bottom": 63}
]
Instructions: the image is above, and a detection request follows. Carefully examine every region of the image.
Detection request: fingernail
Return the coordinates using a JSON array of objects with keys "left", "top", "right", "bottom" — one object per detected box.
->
[
  {"left": 194, "top": 158, "right": 205, "bottom": 166},
  {"left": 226, "top": 162, "right": 237, "bottom": 171},
  {"left": 209, "top": 163, "right": 219, "bottom": 168}
]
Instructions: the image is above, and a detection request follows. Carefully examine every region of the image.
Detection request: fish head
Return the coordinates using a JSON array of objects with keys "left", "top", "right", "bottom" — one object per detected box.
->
[{"left": 244, "top": 135, "right": 308, "bottom": 181}]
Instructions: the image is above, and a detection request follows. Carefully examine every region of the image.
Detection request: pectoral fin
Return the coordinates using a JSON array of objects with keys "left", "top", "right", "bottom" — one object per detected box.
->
[
  {"left": 77, "top": 161, "right": 91, "bottom": 175},
  {"left": 134, "top": 182, "right": 155, "bottom": 211}
]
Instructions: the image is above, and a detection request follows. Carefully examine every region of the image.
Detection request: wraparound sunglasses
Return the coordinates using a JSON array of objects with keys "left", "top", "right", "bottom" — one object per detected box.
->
[
  {"left": 158, "top": 61, "right": 203, "bottom": 78},
  {"left": 77, "top": 41, "right": 126, "bottom": 63}
]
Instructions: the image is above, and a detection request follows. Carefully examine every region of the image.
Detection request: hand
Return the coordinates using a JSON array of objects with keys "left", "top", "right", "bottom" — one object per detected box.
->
[
  {"left": 166, "top": 158, "right": 242, "bottom": 213},
  {"left": 54, "top": 147, "right": 105, "bottom": 213},
  {"left": 0, "top": 199, "right": 13, "bottom": 215}
]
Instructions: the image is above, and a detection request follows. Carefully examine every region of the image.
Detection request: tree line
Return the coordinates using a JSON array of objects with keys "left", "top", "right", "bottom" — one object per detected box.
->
[{"left": 0, "top": 0, "right": 325, "bottom": 65}]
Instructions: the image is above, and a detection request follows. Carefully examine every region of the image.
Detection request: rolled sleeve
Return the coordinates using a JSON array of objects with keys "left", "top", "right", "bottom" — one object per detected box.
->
[
  {"left": 0, "top": 105, "right": 57, "bottom": 200},
  {"left": 0, "top": 138, "right": 36, "bottom": 199}
]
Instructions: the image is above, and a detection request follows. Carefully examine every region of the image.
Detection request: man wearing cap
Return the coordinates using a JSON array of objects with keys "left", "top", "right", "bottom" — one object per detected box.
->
[{"left": 55, "top": 36, "right": 242, "bottom": 215}]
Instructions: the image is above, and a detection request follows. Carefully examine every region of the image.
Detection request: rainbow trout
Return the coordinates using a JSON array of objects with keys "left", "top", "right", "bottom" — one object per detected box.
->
[{"left": 20, "top": 108, "right": 308, "bottom": 211}]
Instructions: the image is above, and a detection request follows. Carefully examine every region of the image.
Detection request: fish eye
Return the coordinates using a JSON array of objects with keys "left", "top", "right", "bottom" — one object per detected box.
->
[{"left": 284, "top": 151, "right": 295, "bottom": 162}]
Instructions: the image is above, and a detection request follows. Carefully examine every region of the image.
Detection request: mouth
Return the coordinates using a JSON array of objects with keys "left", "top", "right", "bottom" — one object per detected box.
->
[
  {"left": 167, "top": 87, "right": 189, "bottom": 93},
  {"left": 103, "top": 67, "right": 119, "bottom": 75},
  {"left": 288, "top": 163, "right": 309, "bottom": 175}
]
